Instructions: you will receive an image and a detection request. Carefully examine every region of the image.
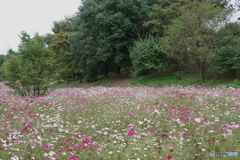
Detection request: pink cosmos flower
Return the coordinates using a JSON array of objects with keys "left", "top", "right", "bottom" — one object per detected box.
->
[
  {"left": 195, "top": 118, "right": 201, "bottom": 123},
  {"left": 43, "top": 144, "right": 54, "bottom": 148},
  {"left": 66, "top": 137, "right": 72, "bottom": 142},
  {"left": 127, "top": 130, "right": 136, "bottom": 136},
  {"left": 169, "top": 110, "right": 175, "bottom": 114},
  {"left": 149, "top": 129, "right": 155, "bottom": 132},
  {"left": 184, "top": 132, "right": 190, "bottom": 135},
  {"left": 76, "top": 135, "right": 84, "bottom": 139},
  {"left": 69, "top": 156, "right": 80, "bottom": 160},
  {"left": 209, "top": 141, "right": 215, "bottom": 144},
  {"left": 82, "top": 139, "right": 93, "bottom": 144},
  {"left": 231, "top": 106, "right": 240, "bottom": 109}
]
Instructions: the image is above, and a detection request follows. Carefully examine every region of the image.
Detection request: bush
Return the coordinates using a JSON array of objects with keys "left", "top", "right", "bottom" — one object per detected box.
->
[
  {"left": 2, "top": 32, "right": 56, "bottom": 96},
  {"left": 129, "top": 36, "right": 170, "bottom": 77}
]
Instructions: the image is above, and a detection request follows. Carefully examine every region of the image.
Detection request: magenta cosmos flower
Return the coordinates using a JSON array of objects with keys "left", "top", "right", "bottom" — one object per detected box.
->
[{"left": 127, "top": 130, "right": 136, "bottom": 136}]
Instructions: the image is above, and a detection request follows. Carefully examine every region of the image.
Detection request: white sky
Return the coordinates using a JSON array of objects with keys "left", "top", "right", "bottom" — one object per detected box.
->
[
  {"left": 0, "top": 0, "right": 239, "bottom": 55},
  {"left": 0, "top": 0, "right": 81, "bottom": 55}
]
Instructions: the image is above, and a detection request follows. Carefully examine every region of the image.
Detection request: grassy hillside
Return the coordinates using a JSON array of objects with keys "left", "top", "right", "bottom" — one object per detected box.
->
[{"left": 50, "top": 69, "right": 240, "bottom": 89}]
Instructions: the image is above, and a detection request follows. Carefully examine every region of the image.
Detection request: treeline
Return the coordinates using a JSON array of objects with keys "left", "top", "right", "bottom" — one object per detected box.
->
[{"left": 0, "top": 0, "right": 240, "bottom": 95}]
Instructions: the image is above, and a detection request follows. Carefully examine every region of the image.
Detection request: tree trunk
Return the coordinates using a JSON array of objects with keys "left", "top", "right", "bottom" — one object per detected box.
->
[
  {"left": 104, "top": 66, "right": 109, "bottom": 78},
  {"left": 79, "top": 75, "right": 83, "bottom": 83},
  {"left": 77, "top": 73, "right": 82, "bottom": 83},
  {"left": 230, "top": 69, "right": 237, "bottom": 78},
  {"left": 66, "top": 76, "right": 70, "bottom": 84},
  {"left": 116, "top": 66, "right": 121, "bottom": 79},
  {"left": 146, "top": 69, "right": 151, "bottom": 76},
  {"left": 197, "top": 66, "right": 206, "bottom": 81}
]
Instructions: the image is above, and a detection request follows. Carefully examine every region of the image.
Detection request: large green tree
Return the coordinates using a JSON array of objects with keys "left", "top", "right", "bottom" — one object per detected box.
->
[
  {"left": 144, "top": 0, "right": 229, "bottom": 36},
  {"left": 214, "top": 22, "right": 240, "bottom": 77},
  {"left": 2, "top": 31, "right": 56, "bottom": 95},
  {"left": 69, "top": 0, "right": 159, "bottom": 81},
  {"left": 0, "top": 54, "right": 6, "bottom": 81},
  {"left": 0, "top": 55, "right": 5, "bottom": 68},
  {"left": 161, "top": 1, "right": 231, "bottom": 81},
  {"left": 50, "top": 15, "right": 83, "bottom": 83}
]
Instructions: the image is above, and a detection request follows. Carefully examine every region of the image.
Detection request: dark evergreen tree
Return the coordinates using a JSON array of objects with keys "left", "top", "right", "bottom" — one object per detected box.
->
[{"left": 69, "top": 0, "right": 160, "bottom": 81}]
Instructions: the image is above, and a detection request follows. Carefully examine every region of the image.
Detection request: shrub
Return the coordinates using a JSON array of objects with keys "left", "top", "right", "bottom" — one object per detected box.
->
[{"left": 129, "top": 36, "right": 170, "bottom": 77}]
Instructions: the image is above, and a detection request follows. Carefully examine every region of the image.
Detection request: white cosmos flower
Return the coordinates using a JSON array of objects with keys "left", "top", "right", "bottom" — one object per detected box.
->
[
  {"left": 195, "top": 118, "right": 201, "bottom": 123},
  {"left": 49, "top": 151, "right": 55, "bottom": 156},
  {"left": 103, "top": 132, "right": 108, "bottom": 135},
  {"left": 138, "top": 121, "right": 143, "bottom": 124},
  {"left": 10, "top": 156, "right": 19, "bottom": 160},
  {"left": 43, "top": 153, "right": 48, "bottom": 158}
]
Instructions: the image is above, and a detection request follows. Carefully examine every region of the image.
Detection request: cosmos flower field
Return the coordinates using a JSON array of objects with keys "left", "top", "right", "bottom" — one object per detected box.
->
[{"left": 0, "top": 82, "right": 239, "bottom": 160}]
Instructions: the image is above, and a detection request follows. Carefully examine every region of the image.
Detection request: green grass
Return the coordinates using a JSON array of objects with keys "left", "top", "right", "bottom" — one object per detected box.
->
[
  {"left": 129, "top": 73, "right": 240, "bottom": 88},
  {"left": 50, "top": 70, "right": 240, "bottom": 89}
]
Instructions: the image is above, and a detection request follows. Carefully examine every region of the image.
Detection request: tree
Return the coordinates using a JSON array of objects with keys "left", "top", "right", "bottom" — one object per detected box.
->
[
  {"left": 69, "top": 0, "right": 159, "bottom": 81},
  {"left": 129, "top": 36, "right": 170, "bottom": 76},
  {"left": 0, "top": 55, "right": 5, "bottom": 68},
  {"left": 214, "top": 22, "right": 240, "bottom": 77},
  {"left": 161, "top": 1, "right": 231, "bottom": 81},
  {"left": 144, "top": 0, "right": 190, "bottom": 36},
  {"left": 2, "top": 31, "right": 56, "bottom": 96},
  {"left": 50, "top": 15, "right": 83, "bottom": 83},
  {"left": 52, "top": 15, "right": 78, "bottom": 33},
  {"left": 144, "top": 0, "right": 229, "bottom": 36},
  {"left": 0, "top": 54, "right": 6, "bottom": 81}
]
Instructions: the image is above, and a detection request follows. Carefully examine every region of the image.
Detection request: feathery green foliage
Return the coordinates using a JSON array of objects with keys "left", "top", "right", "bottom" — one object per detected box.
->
[
  {"left": 129, "top": 36, "right": 170, "bottom": 77},
  {"left": 214, "top": 23, "right": 240, "bottom": 77},
  {"left": 161, "top": 1, "right": 231, "bottom": 81},
  {"left": 2, "top": 31, "right": 56, "bottom": 96}
]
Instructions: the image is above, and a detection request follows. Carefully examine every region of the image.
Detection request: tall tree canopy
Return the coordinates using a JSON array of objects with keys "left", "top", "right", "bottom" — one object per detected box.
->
[
  {"left": 50, "top": 15, "right": 83, "bottom": 83},
  {"left": 0, "top": 54, "right": 6, "bottom": 81},
  {"left": 161, "top": 1, "right": 231, "bottom": 81},
  {"left": 0, "top": 55, "right": 5, "bottom": 68},
  {"left": 144, "top": 0, "right": 230, "bottom": 36},
  {"left": 69, "top": 0, "right": 160, "bottom": 81},
  {"left": 214, "top": 22, "right": 240, "bottom": 77}
]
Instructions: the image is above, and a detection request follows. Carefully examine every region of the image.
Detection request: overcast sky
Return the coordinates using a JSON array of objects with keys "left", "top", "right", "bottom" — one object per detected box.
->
[
  {"left": 0, "top": 0, "right": 239, "bottom": 55},
  {"left": 0, "top": 0, "right": 81, "bottom": 55}
]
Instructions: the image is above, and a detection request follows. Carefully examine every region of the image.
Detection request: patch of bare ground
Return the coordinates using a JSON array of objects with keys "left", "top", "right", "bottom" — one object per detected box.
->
[
  {"left": 108, "top": 70, "right": 133, "bottom": 87},
  {"left": 109, "top": 77, "right": 134, "bottom": 87}
]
